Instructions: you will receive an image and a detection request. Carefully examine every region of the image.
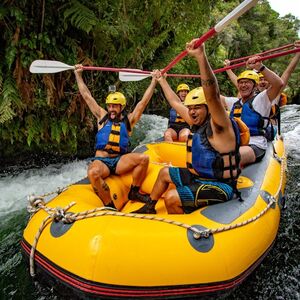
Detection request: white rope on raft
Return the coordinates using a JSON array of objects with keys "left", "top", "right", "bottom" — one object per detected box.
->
[{"left": 26, "top": 141, "right": 287, "bottom": 276}]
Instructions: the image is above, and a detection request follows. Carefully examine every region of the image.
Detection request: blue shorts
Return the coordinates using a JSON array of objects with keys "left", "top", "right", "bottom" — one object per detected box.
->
[
  {"left": 90, "top": 156, "right": 121, "bottom": 175},
  {"left": 169, "top": 167, "right": 233, "bottom": 214}
]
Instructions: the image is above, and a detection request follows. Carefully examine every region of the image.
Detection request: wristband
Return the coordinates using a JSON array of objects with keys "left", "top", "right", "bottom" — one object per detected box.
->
[{"left": 258, "top": 65, "right": 265, "bottom": 72}]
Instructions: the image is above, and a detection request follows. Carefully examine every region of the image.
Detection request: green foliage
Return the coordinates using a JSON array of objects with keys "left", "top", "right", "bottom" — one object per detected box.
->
[
  {"left": 0, "top": 101, "right": 15, "bottom": 124},
  {"left": 63, "top": 0, "right": 97, "bottom": 34},
  {"left": 0, "top": 0, "right": 299, "bottom": 160},
  {"left": 0, "top": 76, "right": 22, "bottom": 123},
  {"left": 26, "top": 115, "right": 42, "bottom": 146}
]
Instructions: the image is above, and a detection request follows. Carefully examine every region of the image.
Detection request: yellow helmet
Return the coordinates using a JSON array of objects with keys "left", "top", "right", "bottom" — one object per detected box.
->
[
  {"left": 237, "top": 70, "right": 259, "bottom": 84},
  {"left": 257, "top": 72, "right": 264, "bottom": 78},
  {"left": 176, "top": 83, "right": 190, "bottom": 93},
  {"left": 184, "top": 87, "right": 207, "bottom": 106},
  {"left": 105, "top": 92, "right": 126, "bottom": 107}
]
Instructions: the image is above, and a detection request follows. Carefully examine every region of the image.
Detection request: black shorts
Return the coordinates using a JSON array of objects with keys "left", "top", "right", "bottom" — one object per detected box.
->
[
  {"left": 169, "top": 167, "right": 233, "bottom": 214},
  {"left": 169, "top": 123, "right": 190, "bottom": 135},
  {"left": 249, "top": 145, "right": 266, "bottom": 162}
]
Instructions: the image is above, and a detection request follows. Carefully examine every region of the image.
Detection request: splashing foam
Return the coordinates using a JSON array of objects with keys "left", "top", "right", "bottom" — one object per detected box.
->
[{"left": 0, "top": 160, "right": 87, "bottom": 216}]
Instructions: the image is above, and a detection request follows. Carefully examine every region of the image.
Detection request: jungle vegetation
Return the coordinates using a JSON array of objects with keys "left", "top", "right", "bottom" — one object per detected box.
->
[{"left": 0, "top": 0, "right": 299, "bottom": 161}]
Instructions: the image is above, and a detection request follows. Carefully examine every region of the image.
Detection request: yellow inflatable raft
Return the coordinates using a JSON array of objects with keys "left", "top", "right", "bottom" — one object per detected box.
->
[{"left": 21, "top": 137, "right": 287, "bottom": 299}]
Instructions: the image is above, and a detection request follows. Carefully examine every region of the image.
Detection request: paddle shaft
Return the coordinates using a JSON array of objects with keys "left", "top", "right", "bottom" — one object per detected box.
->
[
  {"left": 161, "top": 28, "right": 216, "bottom": 75},
  {"left": 168, "top": 47, "right": 300, "bottom": 77},
  {"left": 228, "top": 43, "right": 295, "bottom": 64},
  {"left": 214, "top": 47, "right": 300, "bottom": 74},
  {"left": 83, "top": 66, "right": 150, "bottom": 74}
]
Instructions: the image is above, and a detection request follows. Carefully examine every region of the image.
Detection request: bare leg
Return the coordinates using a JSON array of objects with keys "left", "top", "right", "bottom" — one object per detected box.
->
[
  {"left": 150, "top": 167, "right": 173, "bottom": 200},
  {"left": 178, "top": 128, "right": 190, "bottom": 143},
  {"left": 131, "top": 154, "right": 149, "bottom": 186},
  {"left": 116, "top": 153, "right": 149, "bottom": 186},
  {"left": 116, "top": 153, "right": 150, "bottom": 203},
  {"left": 131, "top": 166, "right": 174, "bottom": 214},
  {"left": 164, "top": 189, "right": 184, "bottom": 214},
  {"left": 164, "top": 128, "right": 177, "bottom": 142},
  {"left": 239, "top": 146, "right": 256, "bottom": 167},
  {"left": 88, "top": 160, "right": 111, "bottom": 205}
]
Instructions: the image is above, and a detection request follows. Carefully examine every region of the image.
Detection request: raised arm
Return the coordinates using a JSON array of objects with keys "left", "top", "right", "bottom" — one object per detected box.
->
[
  {"left": 128, "top": 76, "right": 157, "bottom": 128},
  {"left": 224, "top": 59, "right": 238, "bottom": 89},
  {"left": 279, "top": 42, "right": 300, "bottom": 93},
  {"left": 186, "top": 40, "right": 231, "bottom": 129},
  {"left": 246, "top": 56, "right": 283, "bottom": 101},
  {"left": 74, "top": 65, "right": 106, "bottom": 120},
  {"left": 155, "top": 71, "right": 192, "bottom": 125}
]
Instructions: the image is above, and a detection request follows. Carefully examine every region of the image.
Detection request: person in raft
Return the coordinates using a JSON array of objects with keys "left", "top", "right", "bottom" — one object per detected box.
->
[
  {"left": 74, "top": 65, "right": 157, "bottom": 209},
  {"left": 163, "top": 83, "right": 191, "bottom": 142},
  {"left": 223, "top": 43, "right": 300, "bottom": 128},
  {"left": 133, "top": 40, "right": 241, "bottom": 214},
  {"left": 224, "top": 58, "right": 283, "bottom": 167}
]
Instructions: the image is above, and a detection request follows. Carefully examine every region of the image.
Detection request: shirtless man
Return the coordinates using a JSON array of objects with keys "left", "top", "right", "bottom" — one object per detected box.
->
[{"left": 133, "top": 40, "right": 241, "bottom": 214}]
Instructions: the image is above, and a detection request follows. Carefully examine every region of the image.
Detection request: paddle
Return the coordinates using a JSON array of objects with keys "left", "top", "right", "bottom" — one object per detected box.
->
[
  {"left": 119, "top": 0, "right": 258, "bottom": 81},
  {"left": 160, "top": 0, "right": 258, "bottom": 75},
  {"left": 29, "top": 59, "right": 198, "bottom": 79},
  {"left": 29, "top": 60, "right": 153, "bottom": 75}
]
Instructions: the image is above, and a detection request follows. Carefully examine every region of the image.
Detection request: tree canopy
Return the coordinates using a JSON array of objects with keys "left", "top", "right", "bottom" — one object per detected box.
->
[{"left": 0, "top": 0, "right": 299, "bottom": 159}]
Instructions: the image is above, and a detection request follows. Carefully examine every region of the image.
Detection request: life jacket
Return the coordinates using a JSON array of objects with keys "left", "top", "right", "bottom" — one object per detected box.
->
[
  {"left": 270, "top": 104, "right": 279, "bottom": 120},
  {"left": 269, "top": 93, "right": 286, "bottom": 134},
  {"left": 231, "top": 116, "right": 250, "bottom": 146},
  {"left": 279, "top": 92, "right": 287, "bottom": 107},
  {"left": 169, "top": 108, "right": 188, "bottom": 126},
  {"left": 186, "top": 117, "right": 241, "bottom": 183},
  {"left": 95, "top": 113, "right": 131, "bottom": 155},
  {"left": 230, "top": 97, "right": 270, "bottom": 137},
  {"left": 270, "top": 93, "right": 286, "bottom": 119}
]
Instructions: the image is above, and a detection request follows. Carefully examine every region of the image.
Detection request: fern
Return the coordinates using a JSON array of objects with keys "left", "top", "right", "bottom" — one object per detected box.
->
[
  {"left": 25, "top": 115, "right": 43, "bottom": 146},
  {"left": 0, "top": 66, "right": 16, "bottom": 123},
  {"left": 70, "top": 125, "right": 77, "bottom": 139},
  {"left": 63, "top": 0, "right": 97, "bottom": 33},
  {"left": 0, "top": 76, "right": 21, "bottom": 123},
  {"left": 0, "top": 101, "right": 15, "bottom": 123},
  {"left": 5, "top": 45, "right": 18, "bottom": 70},
  {"left": 61, "top": 118, "right": 68, "bottom": 137},
  {"left": 50, "top": 121, "right": 61, "bottom": 144}
]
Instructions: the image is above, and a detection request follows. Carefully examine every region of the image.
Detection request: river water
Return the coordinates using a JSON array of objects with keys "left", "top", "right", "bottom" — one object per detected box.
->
[{"left": 0, "top": 108, "right": 299, "bottom": 299}]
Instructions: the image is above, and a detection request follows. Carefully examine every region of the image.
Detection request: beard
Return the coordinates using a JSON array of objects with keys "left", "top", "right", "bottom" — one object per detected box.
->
[{"left": 108, "top": 111, "right": 122, "bottom": 122}]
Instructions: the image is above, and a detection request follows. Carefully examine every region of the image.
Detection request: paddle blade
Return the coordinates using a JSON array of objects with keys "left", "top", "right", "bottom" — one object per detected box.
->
[
  {"left": 215, "top": 0, "right": 258, "bottom": 32},
  {"left": 29, "top": 60, "right": 75, "bottom": 73},
  {"left": 119, "top": 70, "right": 151, "bottom": 82}
]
